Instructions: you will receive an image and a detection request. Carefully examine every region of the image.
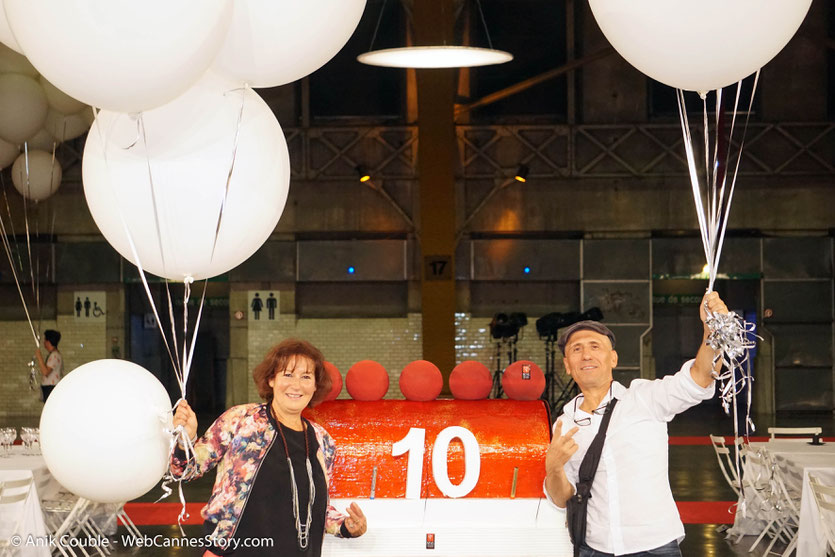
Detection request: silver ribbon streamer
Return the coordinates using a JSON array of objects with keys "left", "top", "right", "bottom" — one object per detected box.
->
[{"left": 676, "top": 73, "right": 761, "bottom": 504}]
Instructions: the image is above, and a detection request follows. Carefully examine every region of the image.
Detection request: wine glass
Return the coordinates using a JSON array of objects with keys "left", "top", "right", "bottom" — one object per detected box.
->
[{"left": 20, "top": 427, "right": 33, "bottom": 455}]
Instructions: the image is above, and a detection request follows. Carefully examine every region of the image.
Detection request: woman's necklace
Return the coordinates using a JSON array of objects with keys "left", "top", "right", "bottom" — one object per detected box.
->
[{"left": 274, "top": 409, "right": 315, "bottom": 550}]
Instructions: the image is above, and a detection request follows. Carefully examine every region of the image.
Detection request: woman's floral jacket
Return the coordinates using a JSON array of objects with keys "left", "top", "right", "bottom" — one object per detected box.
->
[{"left": 170, "top": 403, "right": 348, "bottom": 543}]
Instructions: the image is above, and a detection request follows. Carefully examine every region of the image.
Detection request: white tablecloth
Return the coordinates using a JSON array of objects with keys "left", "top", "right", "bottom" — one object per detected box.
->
[
  {"left": 744, "top": 441, "right": 835, "bottom": 557},
  {"left": 0, "top": 448, "right": 53, "bottom": 557}
]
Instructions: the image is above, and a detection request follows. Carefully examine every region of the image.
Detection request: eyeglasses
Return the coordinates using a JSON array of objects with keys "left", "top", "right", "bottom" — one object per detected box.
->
[{"left": 573, "top": 383, "right": 614, "bottom": 426}]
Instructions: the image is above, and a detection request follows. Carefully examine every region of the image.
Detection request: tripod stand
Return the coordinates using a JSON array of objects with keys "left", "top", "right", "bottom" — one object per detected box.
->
[
  {"left": 491, "top": 335, "right": 518, "bottom": 398},
  {"left": 541, "top": 335, "right": 578, "bottom": 415}
]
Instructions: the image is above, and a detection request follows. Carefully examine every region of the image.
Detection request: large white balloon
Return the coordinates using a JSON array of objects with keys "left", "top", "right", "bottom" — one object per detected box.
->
[
  {"left": 45, "top": 108, "right": 93, "bottom": 142},
  {"left": 39, "top": 76, "right": 86, "bottom": 115},
  {"left": 212, "top": 0, "right": 366, "bottom": 87},
  {"left": 0, "top": 42, "right": 35, "bottom": 75},
  {"left": 83, "top": 73, "right": 290, "bottom": 281},
  {"left": 0, "top": 1, "right": 22, "bottom": 54},
  {"left": 588, "top": 0, "right": 813, "bottom": 92},
  {"left": 40, "top": 359, "right": 173, "bottom": 504},
  {"left": 22, "top": 128, "right": 56, "bottom": 152},
  {"left": 0, "top": 137, "right": 17, "bottom": 168},
  {"left": 11, "top": 150, "right": 61, "bottom": 201},
  {"left": 3, "top": 0, "right": 233, "bottom": 112},
  {"left": 0, "top": 73, "right": 47, "bottom": 143}
]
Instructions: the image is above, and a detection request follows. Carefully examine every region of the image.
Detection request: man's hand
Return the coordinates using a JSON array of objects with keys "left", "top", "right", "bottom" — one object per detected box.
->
[
  {"left": 544, "top": 420, "right": 579, "bottom": 507},
  {"left": 546, "top": 420, "right": 580, "bottom": 474},
  {"left": 691, "top": 291, "right": 730, "bottom": 387},
  {"left": 700, "top": 291, "right": 729, "bottom": 329}
]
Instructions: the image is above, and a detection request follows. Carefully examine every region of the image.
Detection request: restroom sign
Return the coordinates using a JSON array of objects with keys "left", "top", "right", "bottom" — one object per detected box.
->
[{"left": 73, "top": 291, "right": 106, "bottom": 321}]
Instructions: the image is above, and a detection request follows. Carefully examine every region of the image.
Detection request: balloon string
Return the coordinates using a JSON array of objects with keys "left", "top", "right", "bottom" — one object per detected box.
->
[
  {"left": 93, "top": 108, "right": 181, "bottom": 379},
  {"left": 1, "top": 174, "right": 26, "bottom": 275},
  {"left": 138, "top": 113, "right": 170, "bottom": 277},
  {"left": 210, "top": 86, "right": 248, "bottom": 264},
  {"left": 0, "top": 187, "right": 40, "bottom": 348}
]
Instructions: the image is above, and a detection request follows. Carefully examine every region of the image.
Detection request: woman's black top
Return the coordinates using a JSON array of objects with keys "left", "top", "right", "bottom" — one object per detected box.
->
[{"left": 206, "top": 413, "right": 327, "bottom": 556}]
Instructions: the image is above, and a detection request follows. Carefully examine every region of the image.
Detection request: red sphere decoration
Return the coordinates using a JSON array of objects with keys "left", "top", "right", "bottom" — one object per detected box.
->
[
  {"left": 501, "top": 360, "right": 545, "bottom": 401},
  {"left": 323, "top": 361, "right": 342, "bottom": 401},
  {"left": 345, "top": 360, "right": 389, "bottom": 401},
  {"left": 449, "top": 360, "right": 492, "bottom": 400},
  {"left": 399, "top": 360, "right": 443, "bottom": 401}
]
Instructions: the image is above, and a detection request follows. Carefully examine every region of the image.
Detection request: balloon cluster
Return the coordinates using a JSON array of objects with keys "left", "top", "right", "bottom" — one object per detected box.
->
[
  {"left": 1, "top": 0, "right": 368, "bottom": 281},
  {"left": 0, "top": 44, "right": 93, "bottom": 200},
  {"left": 1, "top": 0, "right": 368, "bottom": 505}
]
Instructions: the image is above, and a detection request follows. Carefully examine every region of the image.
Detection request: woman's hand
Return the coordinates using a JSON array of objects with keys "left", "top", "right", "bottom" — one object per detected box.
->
[
  {"left": 173, "top": 400, "right": 198, "bottom": 443},
  {"left": 344, "top": 502, "right": 367, "bottom": 537}
]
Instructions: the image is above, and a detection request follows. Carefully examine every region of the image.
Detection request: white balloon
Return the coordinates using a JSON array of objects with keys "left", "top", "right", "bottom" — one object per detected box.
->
[
  {"left": 40, "top": 359, "right": 173, "bottom": 504},
  {"left": 0, "top": 1, "right": 22, "bottom": 54},
  {"left": 0, "top": 73, "right": 47, "bottom": 143},
  {"left": 0, "top": 137, "right": 18, "bottom": 168},
  {"left": 39, "top": 76, "right": 86, "bottom": 115},
  {"left": 83, "top": 73, "right": 290, "bottom": 281},
  {"left": 45, "top": 108, "right": 93, "bottom": 142},
  {"left": 0, "top": 41, "right": 35, "bottom": 75},
  {"left": 11, "top": 150, "right": 61, "bottom": 200},
  {"left": 588, "top": 0, "right": 813, "bottom": 92},
  {"left": 212, "top": 0, "right": 366, "bottom": 87},
  {"left": 4, "top": 0, "right": 233, "bottom": 112},
  {"left": 22, "top": 128, "right": 56, "bottom": 152}
]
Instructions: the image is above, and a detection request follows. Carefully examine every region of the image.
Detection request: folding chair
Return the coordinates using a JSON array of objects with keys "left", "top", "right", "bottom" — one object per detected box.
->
[
  {"left": 0, "top": 477, "right": 34, "bottom": 557},
  {"left": 767, "top": 427, "right": 822, "bottom": 441},
  {"left": 747, "top": 450, "right": 801, "bottom": 556},
  {"left": 710, "top": 434, "right": 742, "bottom": 497},
  {"left": 808, "top": 475, "right": 835, "bottom": 555}
]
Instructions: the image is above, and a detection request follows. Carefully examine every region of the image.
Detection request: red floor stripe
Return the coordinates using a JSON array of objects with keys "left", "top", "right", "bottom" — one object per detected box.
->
[
  {"left": 125, "top": 501, "right": 739, "bottom": 526},
  {"left": 668, "top": 435, "right": 834, "bottom": 445},
  {"left": 676, "top": 501, "right": 736, "bottom": 524},
  {"left": 124, "top": 502, "right": 205, "bottom": 526}
]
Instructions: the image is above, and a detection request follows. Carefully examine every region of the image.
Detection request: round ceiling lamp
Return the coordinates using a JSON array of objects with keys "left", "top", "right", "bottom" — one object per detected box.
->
[{"left": 357, "top": 45, "right": 512, "bottom": 69}]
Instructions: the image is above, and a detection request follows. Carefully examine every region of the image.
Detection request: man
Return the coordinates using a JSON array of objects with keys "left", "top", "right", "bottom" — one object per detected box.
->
[
  {"left": 35, "top": 329, "right": 63, "bottom": 402},
  {"left": 545, "top": 291, "right": 728, "bottom": 557}
]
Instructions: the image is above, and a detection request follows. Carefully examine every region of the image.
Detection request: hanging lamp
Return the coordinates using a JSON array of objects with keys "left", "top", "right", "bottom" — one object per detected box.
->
[{"left": 357, "top": 0, "right": 512, "bottom": 69}]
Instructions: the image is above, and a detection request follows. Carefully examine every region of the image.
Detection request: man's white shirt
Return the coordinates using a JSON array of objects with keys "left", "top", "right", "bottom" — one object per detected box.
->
[{"left": 545, "top": 360, "right": 714, "bottom": 555}]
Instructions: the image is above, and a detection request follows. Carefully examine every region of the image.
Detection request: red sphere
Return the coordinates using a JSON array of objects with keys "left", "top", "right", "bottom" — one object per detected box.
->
[
  {"left": 449, "top": 360, "right": 492, "bottom": 400},
  {"left": 399, "top": 360, "right": 443, "bottom": 401},
  {"left": 323, "top": 361, "right": 342, "bottom": 401},
  {"left": 501, "top": 360, "right": 545, "bottom": 401},
  {"left": 345, "top": 360, "right": 389, "bottom": 401}
]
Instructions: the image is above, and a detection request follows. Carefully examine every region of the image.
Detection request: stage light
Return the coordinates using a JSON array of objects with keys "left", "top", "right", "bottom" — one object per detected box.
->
[
  {"left": 514, "top": 164, "right": 529, "bottom": 183},
  {"left": 356, "top": 165, "right": 371, "bottom": 183}
]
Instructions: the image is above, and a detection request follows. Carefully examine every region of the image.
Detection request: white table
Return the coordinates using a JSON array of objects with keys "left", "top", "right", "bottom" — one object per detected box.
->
[
  {"left": 745, "top": 441, "right": 835, "bottom": 557},
  {"left": 0, "top": 447, "right": 54, "bottom": 557}
]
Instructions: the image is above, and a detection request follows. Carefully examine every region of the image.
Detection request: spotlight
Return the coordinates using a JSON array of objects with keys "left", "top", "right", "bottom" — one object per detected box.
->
[
  {"left": 356, "top": 165, "right": 371, "bottom": 183},
  {"left": 514, "top": 164, "right": 529, "bottom": 183},
  {"left": 490, "top": 312, "right": 528, "bottom": 339}
]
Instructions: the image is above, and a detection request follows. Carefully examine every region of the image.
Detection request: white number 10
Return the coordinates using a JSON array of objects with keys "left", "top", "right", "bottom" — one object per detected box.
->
[{"left": 392, "top": 426, "right": 481, "bottom": 499}]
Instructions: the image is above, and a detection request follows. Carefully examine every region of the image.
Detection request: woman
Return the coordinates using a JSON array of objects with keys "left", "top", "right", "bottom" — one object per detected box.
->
[{"left": 172, "top": 338, "right": 367, "bottom": 556}]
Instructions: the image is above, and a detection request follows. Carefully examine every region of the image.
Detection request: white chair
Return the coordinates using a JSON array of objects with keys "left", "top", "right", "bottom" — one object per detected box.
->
[
  {"left": 747, "top": 450, "right": 801, "bottom": 556},
  {"left": 709, "top": 434, "right": 742, "bottom": 497},
  {"left": 0, "top": 477, "right": 34, "bottom": 557},
  {"left": 767, "top": 427, "right": 822, "bottom": 441},
  {"left": 808, "top": 474, "right": 835, "bottom": 555}
]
